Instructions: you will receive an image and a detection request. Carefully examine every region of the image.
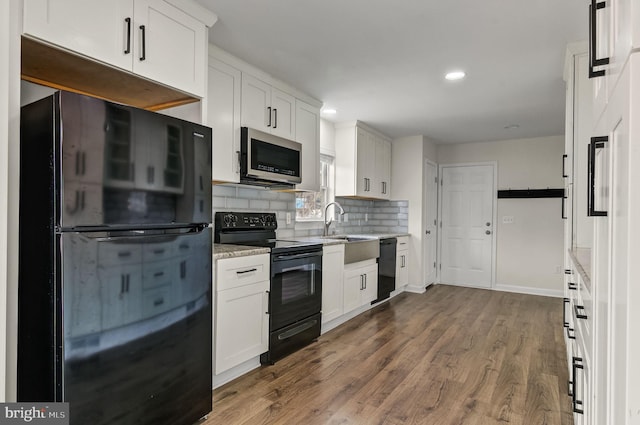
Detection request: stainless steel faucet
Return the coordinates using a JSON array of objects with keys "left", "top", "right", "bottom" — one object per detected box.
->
[{"left": 324, "top": 201, "right": 345, "bottom": 236}]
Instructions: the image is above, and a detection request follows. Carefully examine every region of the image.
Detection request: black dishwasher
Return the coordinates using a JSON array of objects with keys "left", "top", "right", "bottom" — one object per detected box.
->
[{"left": 373, "top": 237, "right": 397, "bottom": 304}]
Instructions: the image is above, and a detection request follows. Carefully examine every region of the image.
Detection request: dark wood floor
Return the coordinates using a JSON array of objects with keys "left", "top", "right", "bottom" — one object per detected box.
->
[{"left": 203, "top": 285, "right": 574, "bottom": 425}]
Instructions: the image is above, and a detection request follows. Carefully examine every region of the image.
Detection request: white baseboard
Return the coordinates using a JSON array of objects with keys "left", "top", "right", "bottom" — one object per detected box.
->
[
  {"left": 213, "top": 357, "right": 261, "bottom": 389},
  {"left": 493, "top": 283, "right": 563, "bottom": 298},
  {"left": 404, "top": 283, "right": 426, "bottom": 294}
]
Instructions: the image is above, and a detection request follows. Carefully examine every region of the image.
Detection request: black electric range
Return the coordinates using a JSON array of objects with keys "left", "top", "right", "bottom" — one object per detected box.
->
[
  {"left": 214, "top": 212, "right": 321, "bottom": 253},
  {"left": 214, "top": 212, "right": 323, "bottom": 364}
]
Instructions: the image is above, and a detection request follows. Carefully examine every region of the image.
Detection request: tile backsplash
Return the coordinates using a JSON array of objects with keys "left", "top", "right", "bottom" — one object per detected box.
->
[{"left": 212, "top": 185, "right": 409, "bottom": 238}]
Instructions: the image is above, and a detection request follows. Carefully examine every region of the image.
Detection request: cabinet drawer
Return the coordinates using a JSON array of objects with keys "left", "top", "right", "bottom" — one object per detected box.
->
[
  {"left": 99, "top": 242, "right": 142, "bottom": 265},
  {"left": 396, "top": 236, "right": 409, "bottom": 248},
  {"left": 216, "top": 254, "right": 270, "bottom": 291},
  {"left": 574, "top": 273, "right": 592, "bottom": 349}
]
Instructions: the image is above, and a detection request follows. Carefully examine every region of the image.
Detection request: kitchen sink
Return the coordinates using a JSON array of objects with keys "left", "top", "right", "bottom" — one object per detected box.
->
[{"left": 323, "top": 235, "right": 380, "bottom": 264}]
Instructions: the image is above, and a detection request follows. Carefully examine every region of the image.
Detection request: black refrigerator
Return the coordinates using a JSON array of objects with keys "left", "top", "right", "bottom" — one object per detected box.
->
[{"left": 17, "top": 91, "right": 213, "bottom": 425}]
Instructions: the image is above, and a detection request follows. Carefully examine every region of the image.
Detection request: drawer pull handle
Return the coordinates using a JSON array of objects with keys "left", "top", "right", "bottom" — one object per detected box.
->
[
  {"left": 153, "top": 249, "right": 165, "bottom": 255},
  {"left": 568, "top": 282, "right": 577, "bottom": 290},
  {"left": 118, "top": 252, "right": 132, "bottom": 258},
  {"left": 154, "top": 298, "right": 164, "bottom": 306},
  {"left": 575, "top": 305, "right": 588, "bottom": 320},
  {"left": 154, "top": 272, "right": 164, "bottom": 278},
  {"left": 566, "top": 327, "right": 576, "bottom": 340},
  {"left": 572, "top": 356, "right": 584, "bottom": 414},
  {"left": 237, "top": 268, "right": 257, "bottom": 275}
]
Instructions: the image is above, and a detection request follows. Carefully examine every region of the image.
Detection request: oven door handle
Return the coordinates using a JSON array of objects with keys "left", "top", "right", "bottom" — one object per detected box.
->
[{"left": 273, "top": 252, "right": 321, "bottom": 262}]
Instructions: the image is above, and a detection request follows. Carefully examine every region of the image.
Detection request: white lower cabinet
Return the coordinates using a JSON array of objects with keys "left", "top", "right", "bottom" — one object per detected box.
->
[
  {"left": 343, "top": 260, "right": 377, "bottom": 314},
  {"left": 214, "top": 253, "right": 269, "bottom": 374},
  {"left": 395, "top": 236, "right": 409, "bottom": 288},
  {"left": 564, "top": 254, "right": 594, "bottom": 425},
  {"left": 322, "top": 244, "right": 344, "bottom": 324}
]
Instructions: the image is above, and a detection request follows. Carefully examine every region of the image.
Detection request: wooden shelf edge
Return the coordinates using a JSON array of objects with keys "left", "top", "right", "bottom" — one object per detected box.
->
[{"left": 21, "top": 36, "right": 200, "bottom": 111}]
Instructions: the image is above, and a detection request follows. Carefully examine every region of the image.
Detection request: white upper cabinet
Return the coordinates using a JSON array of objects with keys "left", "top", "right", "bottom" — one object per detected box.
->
[
  {"left": 335, "top": 122, "right": 391, "bottom": 200},
  {"left": 605, "top": 0, "right": 640, "bottom": 94},
  {"left": 23, "top": 0, "right": 133, "bottom": 70},
  {"left": 376, "top": 136, "right": 392, "bottom": 199},
  {"left": 207, "top": 47, "right": 321, "bottom": 187},
  {"left": 208, "top": 56, "right": 241, "bottom": 183},
  {"left": 23, "top": 0, "right": 209, "bottom": 97},
  {"left": 295, "top": 99, "right": 320, "bottom": 192},
  {"left": 132, "top": 0, "right": 207, "bottom": 97},
  {"left": 241, "top": 73, "right": 295, "bottom": 139}
]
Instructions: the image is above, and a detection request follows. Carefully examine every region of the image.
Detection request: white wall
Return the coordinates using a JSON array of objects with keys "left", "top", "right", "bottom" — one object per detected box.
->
[
  {"left": 391, "top": 135, "right": 437, "bottom": 292},
  {"left": 1, "top": 0, "right": 22, "bottom": 401},
  {"left": 437, "top": 136, "right": 565, "bottom": 296}
]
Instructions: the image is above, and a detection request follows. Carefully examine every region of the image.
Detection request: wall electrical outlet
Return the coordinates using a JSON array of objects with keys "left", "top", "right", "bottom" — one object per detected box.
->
[
  {"left": 502, "top": 216, "right": 514, "bottom": 224},
  {"left": 286, "top": 212, "right": 291, "bottom": 225}
]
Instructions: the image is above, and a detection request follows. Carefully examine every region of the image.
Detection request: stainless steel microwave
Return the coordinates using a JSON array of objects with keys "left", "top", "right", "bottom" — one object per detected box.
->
[{"left": 240, "top": 127, "right": 302, "bottom": 187}]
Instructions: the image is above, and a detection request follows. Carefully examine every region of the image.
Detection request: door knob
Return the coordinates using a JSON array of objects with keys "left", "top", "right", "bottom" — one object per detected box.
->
[
  {"left": 426, "top": 230, "right": 431, "bottom": 235},
  {"left": 486, "top": 230, "right": 491, "bottom": 235},
  {"left": 486, "top": 222, "right": 491, "bottom": 226}
]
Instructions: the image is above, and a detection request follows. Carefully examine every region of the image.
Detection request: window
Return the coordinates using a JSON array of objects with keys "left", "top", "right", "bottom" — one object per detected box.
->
[{"left": 295, "top": 154, "right": 334, "bottom": 221}]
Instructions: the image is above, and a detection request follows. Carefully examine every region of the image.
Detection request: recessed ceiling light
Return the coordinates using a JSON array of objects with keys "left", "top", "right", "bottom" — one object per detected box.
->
[
  {"left": 321, "top": 108, "right": 337, "bottom": 115},
  {"left": 445, "top": 71, "right": 466, "bottom": 81},
  {"left": 504, "top": 124, "right": 520, "bottom": 130}
]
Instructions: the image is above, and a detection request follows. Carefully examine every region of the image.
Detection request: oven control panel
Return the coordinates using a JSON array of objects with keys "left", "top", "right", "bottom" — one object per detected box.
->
[{"left": 214, "top": 212, "right": 278, "bottom": 230}]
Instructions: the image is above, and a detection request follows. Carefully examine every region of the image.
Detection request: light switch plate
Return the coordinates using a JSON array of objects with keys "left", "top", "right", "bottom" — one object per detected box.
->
[{"left": 502, "top": 216, "right": 514, "bottom": 224}]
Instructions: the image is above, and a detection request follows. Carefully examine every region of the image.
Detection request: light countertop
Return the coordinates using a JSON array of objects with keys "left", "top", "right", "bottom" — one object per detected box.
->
[
  {"left": 213, "top": 244, "right": 270, "bottom": 260},
  {"left": 213, "top": 233, "right": 411, "bottom": 260}
]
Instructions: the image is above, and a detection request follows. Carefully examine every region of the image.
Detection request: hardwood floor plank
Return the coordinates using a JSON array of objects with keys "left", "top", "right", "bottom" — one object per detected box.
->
[{"left": 202, "top": 285, "right": 573, "bottom": 425}]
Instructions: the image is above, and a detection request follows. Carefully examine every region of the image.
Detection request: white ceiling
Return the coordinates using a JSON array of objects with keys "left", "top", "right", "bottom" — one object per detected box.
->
[{"left": 195, "top": 0, "right": 587, "bottom": 144}]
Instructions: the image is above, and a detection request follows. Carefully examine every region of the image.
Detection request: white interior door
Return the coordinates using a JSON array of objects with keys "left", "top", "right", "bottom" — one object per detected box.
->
[
  {"left": 440, "top": 164, "right": 495, "bottom": 288},
  {"left": 424, "top": 160, "right": 438, "bottom": 285}
]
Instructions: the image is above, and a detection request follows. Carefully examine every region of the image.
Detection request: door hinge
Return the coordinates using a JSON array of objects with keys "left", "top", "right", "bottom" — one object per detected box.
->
[
  {"left": 440, "top": 177, "right": 443, "bottom": 186},
  {"left": 435, "top": 176, "right": 438, "bottom": 184},
  {"left": 440, "top": 221, "right": 442, "bottom": 228},
  {"left": 439, "top": 264, "right": 441, "bottom": 270},
  {"left": 433, "top": 262, "right": 436, "bottom": 268}
]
